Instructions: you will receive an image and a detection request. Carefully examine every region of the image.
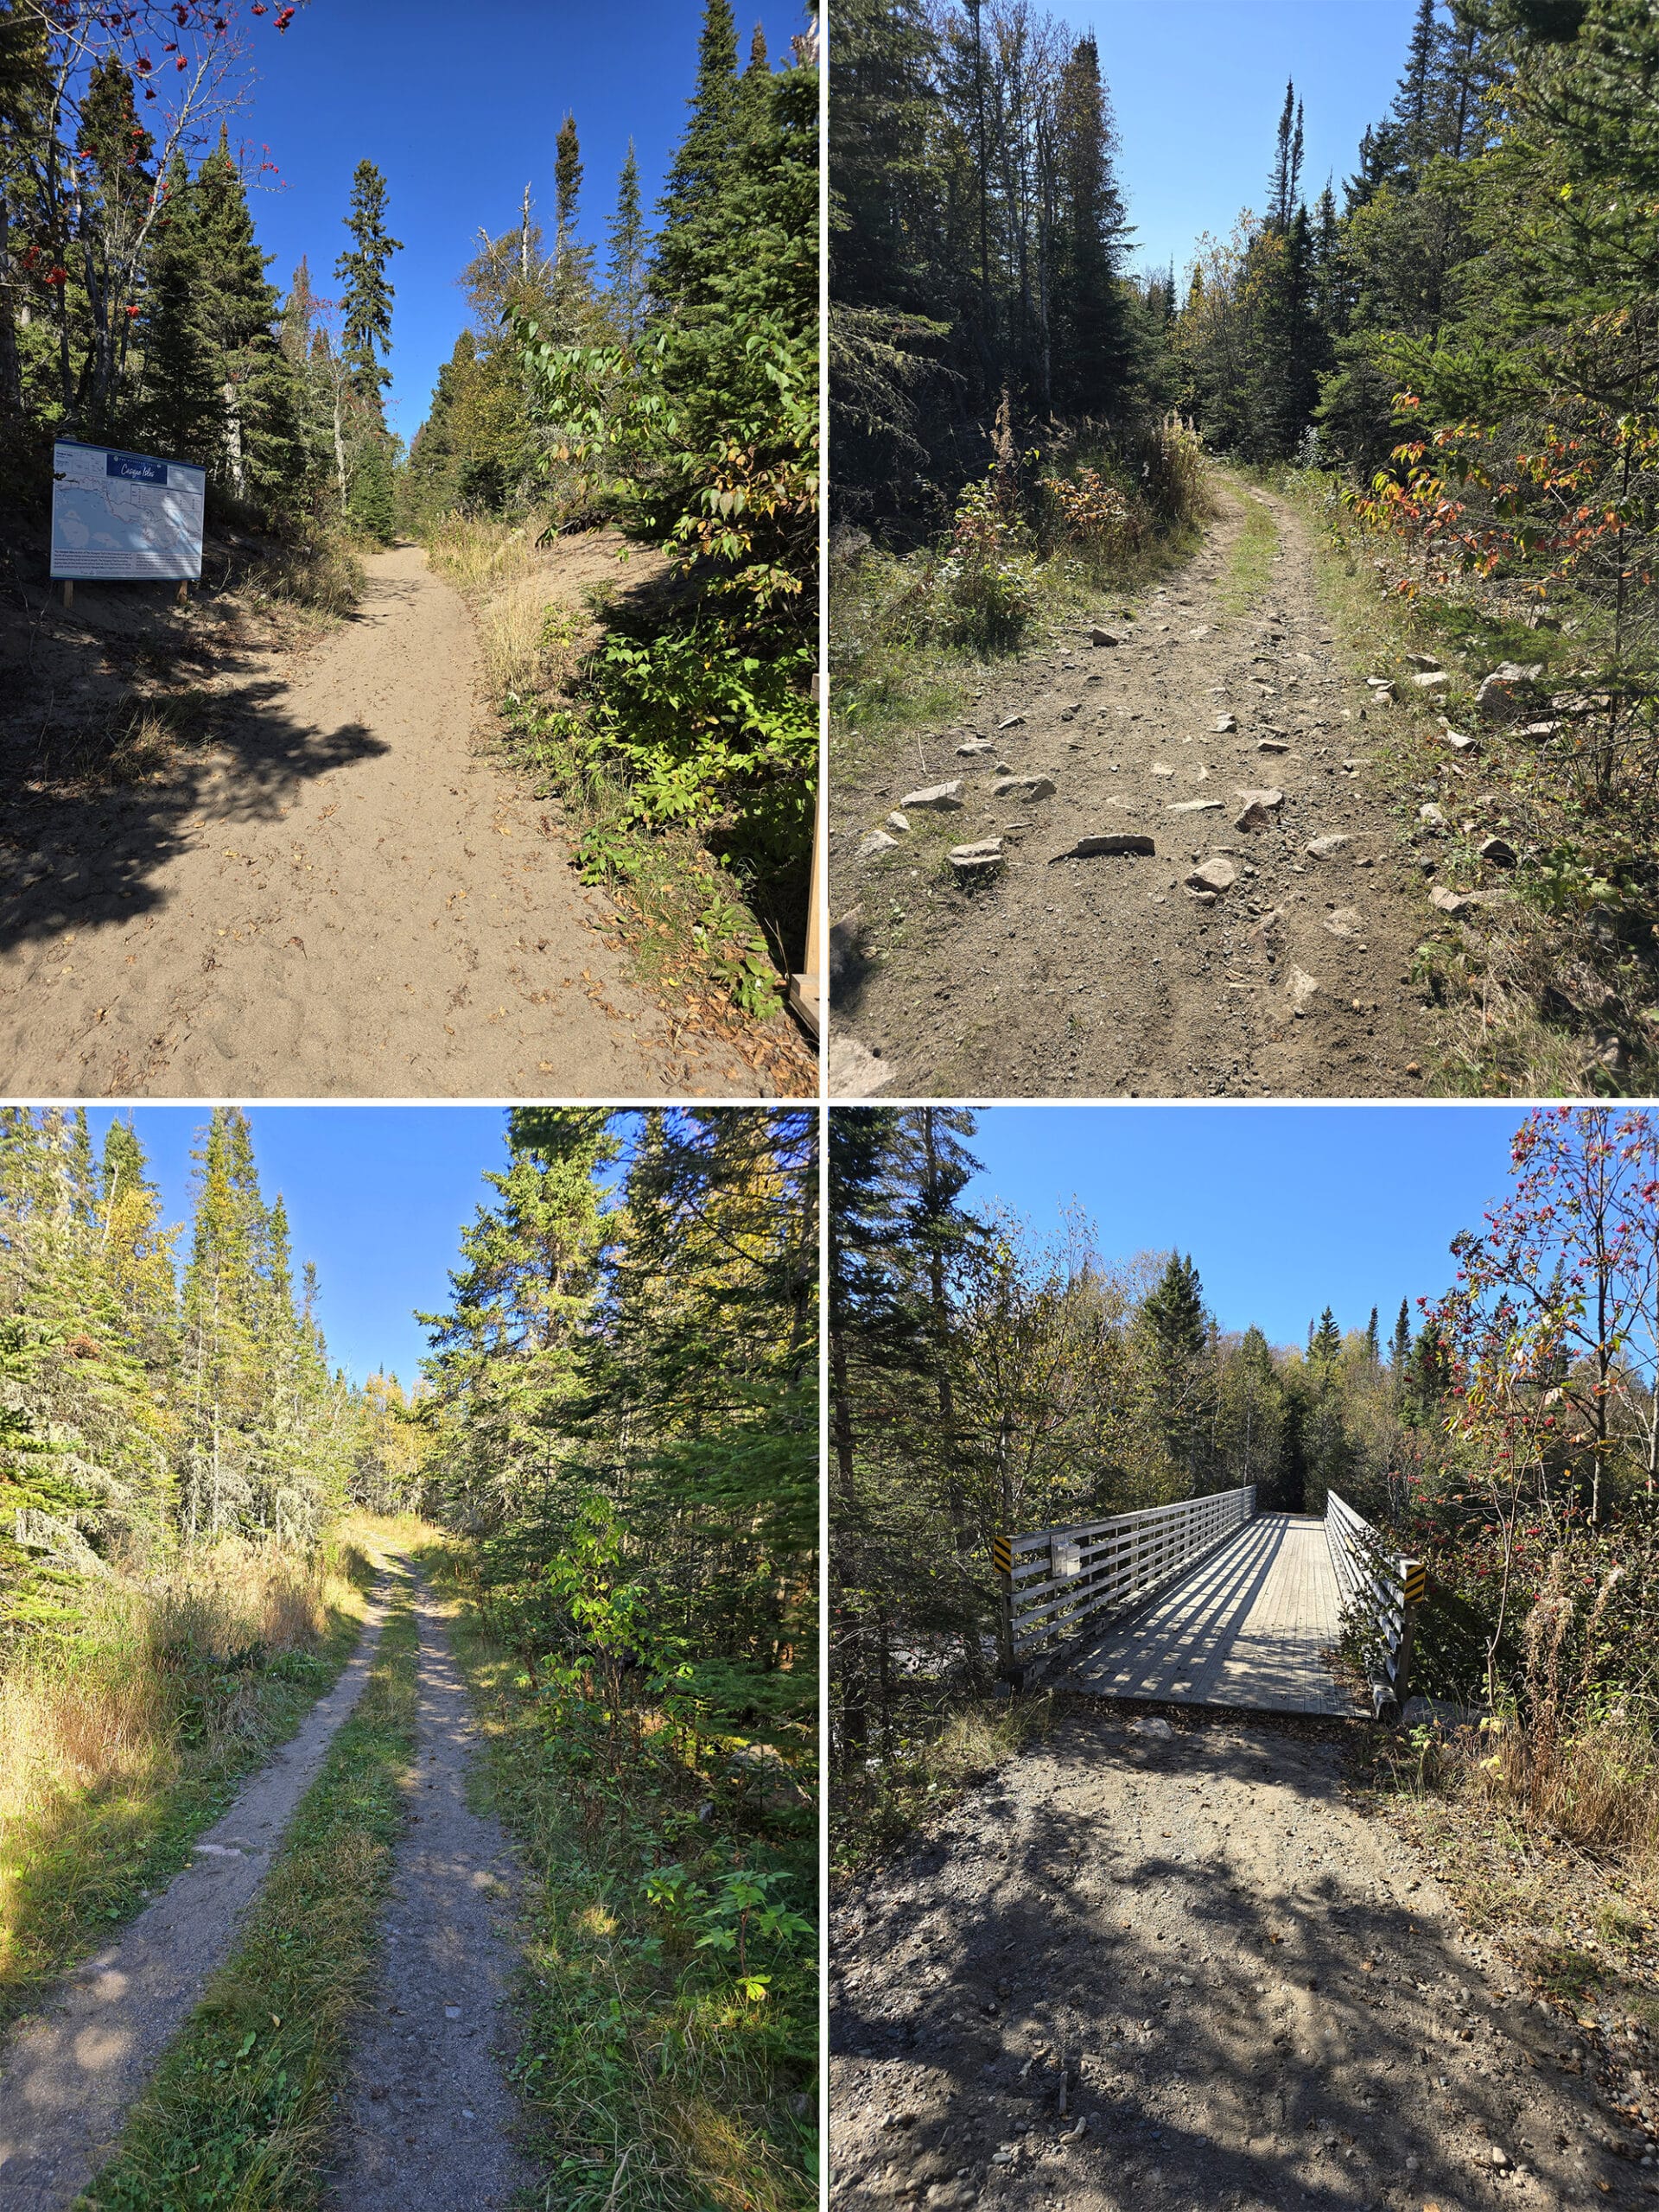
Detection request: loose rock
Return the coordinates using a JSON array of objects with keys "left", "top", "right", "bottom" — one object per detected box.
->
[
  {"left": 1168, "top": 798, "right": 1224, "bottom": 816},
  {"left": 949, "top": 838, "right": 1004, "bottom": 881},
  {"left": 997, "top": 713, "right": 1027, "bottom": 732},
  {"left": 886, "top": 812, "right": 911, "bottom": 835},
  {"left": 1418, "top": 803, "right": 1447, "bottom": 828},
  {"left": 901, "top": 780, "right": 964, "bottom": 811},
  {"left": 1439, "top": 722, "right": 1478, "bottom": 753},
  {"left": 1479, "top": 836, "right": 1516, "bottom": 867},
  {"left": 1305, "top": 834, "right": 1351, "bottom": 860},
  {"left": 956, "top": 740, "right": 995, "bottom": 757},
  {"left": 1475, "top": 661, "right": 1545, "bottom": 721},
  {"left": 858, "top": 829, "right": 899, "bottom": 861},
  {"left": 1288, "top": 966, "right": 1320, "bottom": 1011},
  {"left": 1411, "top": 668, "right": 1451, "bottom": 690},
  {"left": 992, "top": 775, "right": 1056, "bottom": 802},
  {"left": 1049, "top": 833, "right": 1156, "bottom": 862},
  {"left": 1404, "top": 652, "right": 1443, "bottom": 671},
  {"left": 1089, "top": 627, "right": 1119, "bottom": 647},
  {"left": 1185, "top": 855, "right": 1237, "bottom": 895},
  {"left": 1323, "top": 906, "right": 1364, "bottom": 938},
  {"left": 1214, "top": 713, "right": 1237, "bottom": 733}
]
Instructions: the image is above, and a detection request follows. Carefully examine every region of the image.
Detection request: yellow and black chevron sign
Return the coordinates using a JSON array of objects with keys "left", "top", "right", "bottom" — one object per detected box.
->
[
  {"left": 1402, "top": 1559, "right": 1427, "bottom": 1607},
  {"left": 992, "top": 1535, "right": 1013, "bottom": 1579}
]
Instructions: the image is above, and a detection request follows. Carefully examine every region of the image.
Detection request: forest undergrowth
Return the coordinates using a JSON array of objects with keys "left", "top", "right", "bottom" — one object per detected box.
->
[
  {"left": 830, "top": 414, "right": 1211, "bottom": 785},
  {"left": 427, "top": 1532, "right": 817, "bottom": 2212},
  {"left": 424, "top": 513, "right": 814, "bottom": 1089}
]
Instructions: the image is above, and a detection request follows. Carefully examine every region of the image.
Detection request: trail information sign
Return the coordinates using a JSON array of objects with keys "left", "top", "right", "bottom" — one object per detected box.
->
[{"left": 50, "top": 439, "right": 205, "bottom": 582}]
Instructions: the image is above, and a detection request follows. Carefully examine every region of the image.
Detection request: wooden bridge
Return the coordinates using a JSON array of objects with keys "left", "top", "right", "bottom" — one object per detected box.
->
[{"left": 1000, "top": 1487, "right": 1421, "bottom": 1718}]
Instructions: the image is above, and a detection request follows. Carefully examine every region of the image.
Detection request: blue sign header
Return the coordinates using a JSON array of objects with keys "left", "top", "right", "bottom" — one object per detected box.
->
[{"left": 105, "top": 450, "right": 168, "bottom": 486}]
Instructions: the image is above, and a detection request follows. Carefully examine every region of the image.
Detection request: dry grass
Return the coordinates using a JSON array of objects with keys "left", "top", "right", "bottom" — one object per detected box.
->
[
  {"left": 0, "top": 1523, "right": 404, "bottom": 2018},
  {"left": 423, "top": 514, "right": 586, "bottom": 701},
  {"left": 246, "top": 535, "right": 365, "bottom": 621},
  {"left": 831, "top": 1691, "right": 1056, "bottom": 1878}
]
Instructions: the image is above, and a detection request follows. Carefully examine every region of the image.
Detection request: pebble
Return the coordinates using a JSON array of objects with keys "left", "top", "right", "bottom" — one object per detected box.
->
[
  {"left": 887, "top": 812, "right": 911, "bottom": 834},
  {"left": 998, "top": 713, "right": 1027, "bottom": 731},
  {"left": 1305, "top": 834, "right": 1351, "bottom": 859},
  {"left": 1214, "top": 713, "right": 1237, "bottom": 733},
  {"left": 992, "top": 775, "right": 1055, "bottom": 801},
  {"left": 858, "top": 829, "right": 899, "bottom": 861}
]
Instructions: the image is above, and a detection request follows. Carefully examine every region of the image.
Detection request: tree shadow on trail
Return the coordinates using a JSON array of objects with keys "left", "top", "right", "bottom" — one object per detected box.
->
[
  {"left": 0, "top": 682, "right": 388, "bottom": 957},
  {"left": 830, "top": 1708, "right": 1632, "bottom": 2211}
]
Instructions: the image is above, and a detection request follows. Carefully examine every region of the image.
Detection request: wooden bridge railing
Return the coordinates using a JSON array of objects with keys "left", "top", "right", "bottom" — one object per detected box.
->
[
  {"left": 1324, "top": 1489, "right": 1425, "bottom": 1716},
  {"left": 998, "top": 1485, "right": 1257, "bottom": 1667}
]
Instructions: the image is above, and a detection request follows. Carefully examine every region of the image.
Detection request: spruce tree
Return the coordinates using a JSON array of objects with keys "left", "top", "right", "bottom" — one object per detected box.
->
[
  {"left": 1391, "top": 1298, "right": 1413, "bottom": 1370},
  {"left": 335, "top": 157, "right": 401, "bottom": 422},
  {"left": 607, "top": 141, "right": 650, "bottom": 342},
  {"left": 191, "top": 127, "right": 302, "bottom": 506},
  {"left": 652, "top": 0, "right": 741, "bottom": 308}
]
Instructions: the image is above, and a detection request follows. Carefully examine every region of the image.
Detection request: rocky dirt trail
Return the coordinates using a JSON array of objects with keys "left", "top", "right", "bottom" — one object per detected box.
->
[
  {"left": 0, "top": 1570, "right": 394, "bottom": 2212},
  {"left": 323, "top": 1569, "right": 532, "bottom": 2212},
  {"left": 831, "top": 1702, "right": 1657, "bottom": 2212},
  {"left": 0, "top": 545, "right": 757, "bottom": 1098},
  {"left": 830, "top": 482, "right": 1441, "bottom": 1098}
]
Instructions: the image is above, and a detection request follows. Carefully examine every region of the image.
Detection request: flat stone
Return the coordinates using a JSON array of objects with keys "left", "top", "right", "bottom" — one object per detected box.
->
[
  {"left": 1476, "top": 661, "right": 1545, "bottom": 721},
  {"left": 1479, "top": 836, "right": 1516, "bottom": 866},
  {"left": 1214, "top": 713, "right": 1237, "bottom": 733},
  {"left": 828, "top": 1034, "right": 892, "bottom": 1098},
  {"left": 1258, "top": 736, "right": 1290, "bottom": 753},
  {"left": 886, "top": 812, "right": 911, "bottom": 834},
  {"left": 1167, "top": 798, "right": 1224, "bottom": 815},
  {"left": 1089, "top": 627, "right": 1119, "bottom": 646},
  {"left": 1234, "top": 801, "right": 1274, "bottom": 831},
  {"left": 1439, "top": 723, "right": 1478, "bottom": 752},
  {"left": 901, "top": 780, "right": 964, "bottom": 810},
  {"left": 1185, "top": 625, "right": 1212, "bottom": 641},
  {"left": 1150, "top": 762, "right": 1175, "bottom": 779},
  {"left": 1287, "top": 966, "right": 1320, "bottom": 1011},
  {"left": 858, "top": 829, "right": 899, "bottom": 860},
  {"left": 1049, "top": 833, "right": 1155, "bottom": 862},
  {"left": 1418, "top": 802, "right": 1447, "bottom": 827},
  {"left": 956, "top": 740, "right": 995, "bottom": 757},
  {"left": 1185, "top": 855, "right": 1237, "bottom": 895},
  {"left": 1323, "top": 906, "right": 1363, "bottom": 938},
  {"left": 1404, "top": 652, "right": 1443, "bottom": 671},
  {"left": 1234, "top": 787, "right": 1283, "bottom": 811},
  {"left": 949, "top": 838, "right": 1003, "bottom": 880},
  {"left": 1411, "top": 668, "right": 1451, "bottom": 688},
  {"left": 1517, "top": 720, "right": 1560, "bottom": 741},
  {"left": 992, "top": 775, "right": 1056, "bottom": 801},
  {"left": 997, "top": 713, "right": 1027, "bottom": 732},
  {"left": 1431, "top": 885, "right": 1478, "bottom": 915}
]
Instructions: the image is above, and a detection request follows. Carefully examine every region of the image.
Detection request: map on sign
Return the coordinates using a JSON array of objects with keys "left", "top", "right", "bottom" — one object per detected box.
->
[{"left": 50, "top": 439, "right": 205, "bottom": 581}]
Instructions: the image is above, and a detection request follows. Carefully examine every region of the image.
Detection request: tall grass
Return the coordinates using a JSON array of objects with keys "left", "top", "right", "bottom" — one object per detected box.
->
[
  {"left": 0, "top": 1529, "right": 379, "bottom": 2025},
  {"left": 423, "top": 514, "right": 582, "bottom": 700}
]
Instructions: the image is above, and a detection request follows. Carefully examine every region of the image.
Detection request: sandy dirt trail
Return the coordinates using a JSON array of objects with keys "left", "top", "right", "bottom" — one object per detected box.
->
[
  {"left": 0, "top": 1573, "right": 392, "bottom": 2212},
  {"left": 831, "top": 1704, "right": 1652, "bottom": 2212},
  {"left": 830, "top": 485, "right": 1440, "bottom": 1098},
  {"left": 324, "top": 1571, "right": 531, "bottom": 2211},
  {"left": 0, "top": 546, "right": 752, "bottom": 1098}
]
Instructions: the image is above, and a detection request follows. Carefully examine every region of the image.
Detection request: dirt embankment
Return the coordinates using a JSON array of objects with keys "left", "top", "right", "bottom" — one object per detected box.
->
[
  {"left": 831, "top": 1704, "right": 1654, "bottom": 2212},
  {"left": 830, "top": 485, "right": 1443, "bottom": 1099},
  {"left": 0, "top": 540, "right": 766, "bottom": 1098}
]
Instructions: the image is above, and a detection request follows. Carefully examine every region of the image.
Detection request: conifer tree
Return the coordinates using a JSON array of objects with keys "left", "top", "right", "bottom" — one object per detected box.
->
[
  {"left": 1391, "top": 1298, "right": 1413, "bottom": 1371},
  {"left": 653, "top": 0, "right": 741, "bottom": 307},
  {"left": 606, "top": 141, "right": 649, "bottom": 342},
  {"left": 335, "top": 157, "right": 401, "bottom": 422}
]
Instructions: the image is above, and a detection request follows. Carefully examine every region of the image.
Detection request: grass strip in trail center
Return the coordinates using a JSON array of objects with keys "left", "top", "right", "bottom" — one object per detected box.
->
[
  {"left": 1216, "top": 480, "right": 1280, "bottom": 620},
  {"left": 77, "top": 1564, "right": 421, "bottom": 2212}
]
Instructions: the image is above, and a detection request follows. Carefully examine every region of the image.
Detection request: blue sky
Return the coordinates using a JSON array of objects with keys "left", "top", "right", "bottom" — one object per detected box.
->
[
  {"left": 219, "top": 0, "right": 810, "bottom": 442},
  {"left": 1081, "top": 0, "right": 1422, "bottom": 282},
  {"left": 86, "top": 1106, "right": 512, "bottom": 1387},
  {"left": 959, "top": 1105, "right": 1527, "bottom": 1352}
]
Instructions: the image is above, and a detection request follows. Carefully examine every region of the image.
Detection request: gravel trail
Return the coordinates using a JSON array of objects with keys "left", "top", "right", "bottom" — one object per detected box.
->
[
  {"left": 830, "top": 1703, "right": 1648, "bottom": 2211},
  {"left": 830, "top": 482, "right": 1441, "bottom": 1098},
  {"left": 0, "top": 1573, "right": 393, "bottom": 2212},
  {"left": 323, "top": 1570, "right": 531, "bottom": 2211},
  {"left": 0, "top": 545, "right": 751, "bottom": 1098}
]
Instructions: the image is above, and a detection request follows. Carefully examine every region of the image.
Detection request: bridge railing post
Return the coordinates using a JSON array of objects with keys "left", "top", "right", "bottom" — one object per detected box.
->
[{"left": 1395, "top": 1554, "right": 1426, "bottom": 1705}]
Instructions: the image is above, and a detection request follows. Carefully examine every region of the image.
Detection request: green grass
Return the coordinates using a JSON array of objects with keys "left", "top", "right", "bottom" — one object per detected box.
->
[
  {"left": 1216, "top": 482, "right": 1280, "bottom": 619},
  {"left": 424, "top": 1543, "right": 817, "bottom": 2212},
  {"left": 0, "top": 1541, "right": 378, "bottom": 2038},
  {"left": 79, "top": 1567, "right": 420, "bottom": 2211}
]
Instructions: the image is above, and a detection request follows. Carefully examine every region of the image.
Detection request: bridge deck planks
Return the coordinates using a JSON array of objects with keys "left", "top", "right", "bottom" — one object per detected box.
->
[{"left": 1062, "top": 1512, "right": 1366, "bottom": 1716}]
